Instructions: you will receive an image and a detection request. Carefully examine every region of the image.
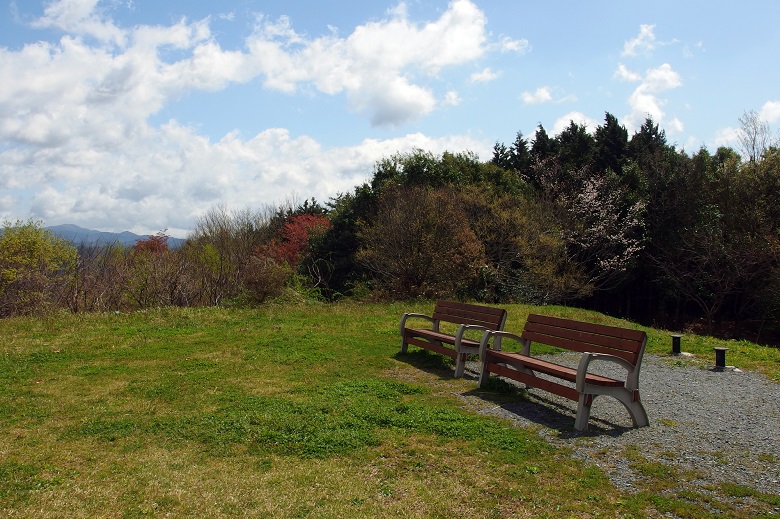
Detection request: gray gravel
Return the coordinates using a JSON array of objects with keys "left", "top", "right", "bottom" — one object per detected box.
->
[{"left": 458, "top": 352, "right": 780, "bottom": 499}]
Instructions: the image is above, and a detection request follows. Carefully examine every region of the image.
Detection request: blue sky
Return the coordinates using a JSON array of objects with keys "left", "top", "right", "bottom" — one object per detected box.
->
[{"left": 1, "top": 0, "right": 778, "bottom": 237}]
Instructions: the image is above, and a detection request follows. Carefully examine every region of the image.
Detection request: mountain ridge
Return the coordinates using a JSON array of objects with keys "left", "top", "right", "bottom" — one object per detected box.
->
[{"left": 45, "top": 224, "right": 185, "bottom": 248}]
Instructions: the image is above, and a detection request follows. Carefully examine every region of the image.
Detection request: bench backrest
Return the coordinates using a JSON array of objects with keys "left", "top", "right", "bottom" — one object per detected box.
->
[
  {"left": 522, "top": 314, "right": 646, "bottom": 366},
  {"left": 433, "top": 300, "right": 507, "bottom": 331}
]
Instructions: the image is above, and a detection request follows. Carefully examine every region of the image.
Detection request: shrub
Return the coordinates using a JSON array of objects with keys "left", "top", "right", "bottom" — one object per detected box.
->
[
  {"left": 240, "top": 255, "right": 292, "bottom": 304},
  {"left": 357, "top": 185, "right": 485, "bottom": 299},
  {"left": 0, "top": 220, "right": 77, "bottom": 316}
]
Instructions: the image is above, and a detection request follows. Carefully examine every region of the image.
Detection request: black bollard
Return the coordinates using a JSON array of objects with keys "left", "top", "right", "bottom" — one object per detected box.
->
[
  {"left": 671, "top": 334, "right": 682, "bottom": 355},
  {"left": 714, "top": 347, "right": 728, "bottom": 370}
]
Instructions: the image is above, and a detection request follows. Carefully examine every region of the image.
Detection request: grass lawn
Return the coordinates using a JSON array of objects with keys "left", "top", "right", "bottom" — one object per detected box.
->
[{"left": 1, "top": 301, "right": 778, "bottom": 518}]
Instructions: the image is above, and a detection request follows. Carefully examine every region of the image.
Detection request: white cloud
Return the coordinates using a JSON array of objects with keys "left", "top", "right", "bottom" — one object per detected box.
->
[
  {"left": 442, "top": 90, "right": 462, "bottom": 106},
  {"left": 622, "top": 24, "right": 656, "bottom": 57},
  {"left": 552, "top": 112, "right": 599, "bottom": 135},
  {"left": 0, "top": 0, "right": 507, "bottom": 235},
  {"left": 614, "top": 64, "right": 641, "bottom": 82},
  {"left": 668, "top": 117, "right": 684, "bottom": 134},
  {"left": 32, "top": 0, "right": 128, "bottom": 47},
  {"left": 11, "top": 0, "right": 496, "bottom": 136},
  {"left": 9, "top": 125, "right": 491, "bottom": 236},
  {"left": 760, "top": 100, "right": 780, "bottom": 123},
  {"left": 243, "top": 0, "right": 490, "bottom": 126},
  {"left": 498, "top": 35, "right": 530, "bottom": 54},
  {"left": 520, "top": 86, "right": 575, "bottom": 105},
  {"left": 0, "top": 0, "right": 497, "bottom": 139},
  {"left": 623, "top": 63, "right": 683, "bottom": 131},
  {"left": 643, "top": 63, "right": 683, "bottom": 92},
  {"left": 470, "top": 67, "right": 500, "bottom": 83},
  {"left": 714, "top": 126, "right": 739, "bottom": 148},
  {"left": 521, "top": 86, "right": 553, "bottom": 105},
  {"left": 351, "top": 75, "right": 438, "bottom": 127}
]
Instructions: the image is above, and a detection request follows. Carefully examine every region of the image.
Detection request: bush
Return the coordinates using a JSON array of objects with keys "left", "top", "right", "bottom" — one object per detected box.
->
[
  {"left": 0, "top": 220, "right": 77, "bottom": 317},
  {"left": 356, "top": 185, "right": 485, "bottom": 299},
  {"left": 240, "top": 255, "right": 292, "bottom": 304}
]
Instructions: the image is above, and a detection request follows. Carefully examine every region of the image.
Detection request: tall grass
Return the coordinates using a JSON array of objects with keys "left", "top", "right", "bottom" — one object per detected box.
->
[{"left": 1, "top": 302, "right": 777, "bottom": 517}]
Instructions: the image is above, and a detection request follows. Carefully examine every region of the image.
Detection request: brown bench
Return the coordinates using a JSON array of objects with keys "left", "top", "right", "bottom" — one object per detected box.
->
[
  {"left": 478, "top": 314, "right": 649, "bottom": 431},
  {"left": 400, "top": 301, "right": 508, "bottom": 378}
]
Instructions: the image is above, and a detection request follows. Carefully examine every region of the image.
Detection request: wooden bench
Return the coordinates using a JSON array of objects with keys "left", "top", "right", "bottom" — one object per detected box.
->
[
  {"left": 400, "top": 301, "right": 508, "bottom": 378},
  {"left": 478, "top": 314, "right": 649, "bottom": 431}
]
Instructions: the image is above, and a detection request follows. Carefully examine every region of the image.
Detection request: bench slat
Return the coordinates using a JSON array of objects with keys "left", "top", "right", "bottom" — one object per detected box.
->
[
  {"left": 521, "top": 330, "right": 639, "bottom": 364},
  {"left": 486, "top": 351, "right": 625, "bottom": 387},
  {"left": 485, "top": 362, "right": 580, "bottom": 400},
  {"left": 405, "top": 336, "right": 459, "bottom": 358},
  {"left": 432, "top": 300, "right": 506, "bottom": 329},
  {"left": 405, "top": 329, "right": 481, "bottom": 348},
  {"left": 524, "top": 321, "right": 644, "bottom": 353},
  {"left": 527, "top": 314, "right": 646, "bottom": 341}
]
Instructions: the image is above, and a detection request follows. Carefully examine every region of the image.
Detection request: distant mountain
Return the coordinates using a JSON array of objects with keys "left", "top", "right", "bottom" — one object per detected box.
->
[{"left": 46, "top": 224, "right": 185, "bottom": 248}]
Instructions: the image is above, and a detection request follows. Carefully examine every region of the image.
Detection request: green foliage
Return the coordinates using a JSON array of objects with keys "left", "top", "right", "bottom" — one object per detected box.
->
[
  {"left": 556, "top": 120, "right": 595, "bottom": 171},
  {"left": 530, "top": 124, "right": 558, "bottom": 164},
  {"left": 370, "top": 149, "right": 526, "bottom": 194},
  {"left": 305, "top": 185, "right": 377, "bottom": 300},
  {"left": 594, "top": 112, "right": 629, "bottom": 175},
  {"left": 464, "top": 188, "right": 590, "bottom": 303},
  {"left": 0, "top": 219, "right": 77, "bottom": 317}
]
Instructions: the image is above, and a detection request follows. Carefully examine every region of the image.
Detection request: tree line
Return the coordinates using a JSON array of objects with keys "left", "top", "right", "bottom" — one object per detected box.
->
[{"left": 2, "top": 111, "right": 779, "bottom": 343}]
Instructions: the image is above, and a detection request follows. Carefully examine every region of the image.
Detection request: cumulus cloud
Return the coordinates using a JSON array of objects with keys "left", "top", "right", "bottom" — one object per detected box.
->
[
  {"left": 623, "top": 63, "right": 683, "bottom": 131},
  {"left": 714, "top": 126, "right": 740, "bottom": 148},
  {"left": 520, "top": 86, "right": 575, "bottom": 105},
  {"left": 667, "top": 117, "right": 684, "bottom": 134},
  {"left": 0, "top": 0, "right": 506, "bottom": 234},
  {"left": 498, "top": 35, "right": 530, "bottom": 54},
  {"left": 552, "top": 111, "right": 599, "bottom": 135},
  {"left": 622, "top": 24, "right": 656, "bottom": 57},
  {"left": 521, "top": 86, "right": 553, "bottom": 105},
  {"left": 6, "top": 0, "right": 487, "bottom": 145},
  {"left": 614, "top": 64, "right": 642, "bottom": 82},
  {"left": 2, "top": 116, "right": 491, "bottom": 236},
  {"left": 242, "top": 0, "right": 489, "bottom": 126},
  {"left": 760, "top": 100, "right": 780, "bottom": 123},
  {"left": 470, "top": 67, "right": 500, "bottom": 83},
  {"left": 442, "top": 90, "right": 462, "bottom": 106},
  {"left": 31, "top": 0, "right": 127, "bottom": 47}
]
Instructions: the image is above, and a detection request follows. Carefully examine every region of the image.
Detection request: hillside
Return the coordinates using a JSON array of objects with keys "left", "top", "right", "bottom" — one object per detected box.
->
[{"left": 46, "top": 224, "right": 185, "bottom": 248}]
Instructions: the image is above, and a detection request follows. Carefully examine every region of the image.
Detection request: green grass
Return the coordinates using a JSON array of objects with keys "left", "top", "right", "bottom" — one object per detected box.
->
[{"left": 0, "top": 301, "right": 778, "bottom": 517}]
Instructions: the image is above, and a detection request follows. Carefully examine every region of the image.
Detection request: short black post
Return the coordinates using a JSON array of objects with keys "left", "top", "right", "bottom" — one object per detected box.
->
[
  {"left": 714, "top": 347, "right": 728, "bottom": 370},
  {"left": 671, "top": 334, "right": 682, "bottom": 355}
]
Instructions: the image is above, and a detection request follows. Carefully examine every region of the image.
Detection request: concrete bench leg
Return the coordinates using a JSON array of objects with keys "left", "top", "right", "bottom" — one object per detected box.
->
[
  {"left": 454, "top": 353, "right": 467, "bottom": 378},
  {"left": 620, "top": 396, "right": 649, "bottom": 428},
  {"left": 574, "top": 394, "right": 594, "bottom": 431},
  {"left": 575, "top": 391, "right": 649, "bottom": 431}
]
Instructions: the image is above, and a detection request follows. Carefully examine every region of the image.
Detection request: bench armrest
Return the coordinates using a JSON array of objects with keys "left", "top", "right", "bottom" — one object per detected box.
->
[
  {"left": 453, "top": 324, "right": 492, "bottom": 352},
  {"left": 576, "top": 352, "right": 639, "bottom": 393},
  {"left": 478, "top": 329, "right": 529, "bottom": 359},
  {"left": 399, "top": 312, "right": 437, "bottom": 335}
]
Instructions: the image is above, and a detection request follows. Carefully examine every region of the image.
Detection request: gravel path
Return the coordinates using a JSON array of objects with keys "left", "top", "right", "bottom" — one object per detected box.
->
[{"left": 458, "top": 353, "right": 780, "bottom": 499}]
